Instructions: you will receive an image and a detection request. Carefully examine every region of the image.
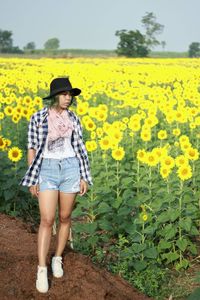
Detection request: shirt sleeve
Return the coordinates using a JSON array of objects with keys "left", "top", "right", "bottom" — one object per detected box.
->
[
  {"left": 75, "top": 116, "right": 93, "bottom": 185},
  {"left": 27, "top": 115, "right": 38, "bottom": 150}
]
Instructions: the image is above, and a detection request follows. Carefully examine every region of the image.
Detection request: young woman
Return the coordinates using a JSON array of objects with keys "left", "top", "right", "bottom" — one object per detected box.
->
[{"left": 20, "top": 77, "right": 92, "bottom": 293}]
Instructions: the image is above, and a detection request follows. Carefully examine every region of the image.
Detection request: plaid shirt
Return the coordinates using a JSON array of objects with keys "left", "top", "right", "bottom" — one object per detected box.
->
[{"left": 20, "top": 107, "right": 93, "bottom": 187}]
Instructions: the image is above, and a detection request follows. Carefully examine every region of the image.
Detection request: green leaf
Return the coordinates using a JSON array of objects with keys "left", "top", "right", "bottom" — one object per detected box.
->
[
  {"left": 87, "top": 236, "right": 99, "bottom": 246},
  {"left": 98, "top": 220, "right": 112, "bottom": 231},
  {"left": 169, "top": 210, "right": 180, "bottom": 222},
  {"left": 158, "top": 240, "right": 172, "bottom": 250},
  {"left": 162, "top": 251, "right": 179, "bottom": 263},
  {"left": 160, "top": 224, "right": 177, "bottom": 240},
  {"left": 133, "top": 182, "right": 146, "bottom": 188},
  {"left": 176, "top": 239, "right": 188, "bottom": 252},
  {"left": 118, "top": 206, "right": 131, "bottom": 216},
  {"left": 133, "top": 260, "right": 147, "bottom": 271},
  {"left": 121, "top": 177, "right": 133, "bottom": 186},
  {"left": 98, "top": 202, "right": 112, "bottom": 214},
  {"left": 143, "top": 247, "right": 158, "bottom": 259},
  {"left": 157, "top": 211, "right": 171, "bottom": 223},
  {"left": 4, "top": 189, "right": 16, "bottom": 201},
  {"left": 132, "top": 243, "right": 147, "bottom": 253},
  {"left": 179, "top": 217, "right": 192, "bottom": 232},
  {"left": 82, "top": 222, "right": 97, "bottom": 234},
  {"left": 112, "top": 197, "right": 123, "bottom": 209},
  {"left": 188, "top": 243, "right": 198, "bottom": 255},
  {"left": 190, "top": 225, "right": 199, "bottom": 236},
  {"left": 143, "top": 225, "right": 157, "bottom": 235},
  {"left": 122, "top": 189, "right": 133, "bottom": 202},
  {"left": 175, "top": 258, "right": 189, "bottom": 271}
]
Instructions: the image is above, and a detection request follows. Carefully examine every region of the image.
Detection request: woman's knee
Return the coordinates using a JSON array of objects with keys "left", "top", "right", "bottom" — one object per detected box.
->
[
  {"left": 40, "top": 216, "right": 55, "bottom": 227},
  {"left": 59, "top": 213, "right": 71, "bottom": 224}
]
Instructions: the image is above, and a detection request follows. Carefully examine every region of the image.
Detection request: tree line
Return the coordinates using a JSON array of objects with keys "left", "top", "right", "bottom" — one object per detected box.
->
[{"left": 0, "top": 12, "right": 199, "bottom": 57}]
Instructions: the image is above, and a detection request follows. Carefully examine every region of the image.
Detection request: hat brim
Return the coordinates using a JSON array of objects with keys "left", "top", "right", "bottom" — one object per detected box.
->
[{"left": 43, "top": 87, "right": 81, "bottom": 100}]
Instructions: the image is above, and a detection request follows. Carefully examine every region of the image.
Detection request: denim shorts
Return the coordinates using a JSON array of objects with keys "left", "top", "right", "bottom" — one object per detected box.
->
[{"left": 38, "top": 157, "right": 81, "bottom": 193}]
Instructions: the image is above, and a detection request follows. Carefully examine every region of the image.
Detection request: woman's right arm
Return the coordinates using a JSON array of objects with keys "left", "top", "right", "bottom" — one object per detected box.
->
[
  {"left": 27, "top": 115, "right": 39, "bottom": 197},
  {"left": 28, "top": 149, "right": 39, "bottom": 197},
  {"left": 28, "top": 149, "right": 36, "bottom": 166}
]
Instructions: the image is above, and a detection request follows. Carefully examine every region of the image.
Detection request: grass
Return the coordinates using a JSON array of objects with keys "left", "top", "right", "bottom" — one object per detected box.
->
[
  {"left": 0, "top": 49, "right": 188, "bottom": 58},
  {"left": 156, "top": 258, "right": 200, "bottom": 300}
]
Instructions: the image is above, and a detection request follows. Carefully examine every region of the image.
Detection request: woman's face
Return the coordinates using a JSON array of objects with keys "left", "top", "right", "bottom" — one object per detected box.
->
[{"left": 57, "top": 91, "right": 72, "bottom": 109}]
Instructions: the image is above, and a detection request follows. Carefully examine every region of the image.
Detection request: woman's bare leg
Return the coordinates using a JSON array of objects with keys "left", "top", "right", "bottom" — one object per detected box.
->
[
  {"left": 38, "top": 190, "right": 58, "bottom": 266},
  {"left": 54, "top": 192, "right": 77, "bottom": 256}
]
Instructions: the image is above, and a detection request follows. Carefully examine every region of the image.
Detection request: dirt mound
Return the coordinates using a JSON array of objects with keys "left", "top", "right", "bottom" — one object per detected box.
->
[{"left": 0, "top": 213, "right": 152, "bottom": 300}]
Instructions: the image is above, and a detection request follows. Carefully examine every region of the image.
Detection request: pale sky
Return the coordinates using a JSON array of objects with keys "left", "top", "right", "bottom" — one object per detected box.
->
[{"left": 0, "top": 0, "right": 199, "bottom": 51}]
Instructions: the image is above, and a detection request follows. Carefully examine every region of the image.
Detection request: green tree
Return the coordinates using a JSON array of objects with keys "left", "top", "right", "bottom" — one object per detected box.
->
[
  {"left": 188, "top": 42, "right": 200, "bottom": 57},
  {"left": 115, "top": 30, "right": 149, "bottom": 57},
  {"left": 24, "top": 42, "right": 36, "bottom": 51},
  {"left": 0, "top": 29, "right": 13, "bottom": 53},
  {"left": 141, "top": 12, "right": 164, "bottom": 49},
  {"left": 44, "top": 38, "right": 60, "bottom": 50}
]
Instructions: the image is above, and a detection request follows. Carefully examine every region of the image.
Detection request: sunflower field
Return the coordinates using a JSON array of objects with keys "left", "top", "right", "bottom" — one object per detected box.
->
[{"left": 0, "top": 57, "right": 200, "bottom": 297}]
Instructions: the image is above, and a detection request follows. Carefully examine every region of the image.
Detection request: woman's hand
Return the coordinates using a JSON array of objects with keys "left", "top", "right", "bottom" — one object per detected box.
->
[
  {"left": 29, "top": 185, "right": 39, "bottom": 198},
  {"left": 79, "top": 179, "right": 88, "bottom": 196}
]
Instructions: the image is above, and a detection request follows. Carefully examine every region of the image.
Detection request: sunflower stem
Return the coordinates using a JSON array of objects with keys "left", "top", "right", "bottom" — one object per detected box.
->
[
  {"left": 192, "top": 161, "right": 196, "bottom": 195},
  {"left": 148, "top": 166, "right": 152, "bottom": 195},
  {"left": 137, "top": 160, "right": 140, "bottom": 195},
  {"left": 116, "top": 160, "right": 120, "bottom": 199}
]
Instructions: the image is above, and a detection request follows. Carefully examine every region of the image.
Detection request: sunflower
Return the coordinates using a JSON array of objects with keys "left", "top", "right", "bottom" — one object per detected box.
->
[
  {"left": 112, "top": 147, "right": 125, "bottom": 161},
  {"left": 33, "top": 96, "right": 43, "bottom": 107},
  {"left": 77, "top": 102, "right": 89, "bottom": 115},
  {"left": 179, "top": 135, "right": 189, "bottom": 144},
  {"left": 177, "top": 164, "right": 192, "bottom": 181},
  {"left": 99, "top": 136, "right": 111, "bottom": 150},
  {"left": 180, "top": 142, "right": 192, "bottom": 152},
  {"left": 158, "top": 130, "right": 167, "bottom": 140},
  {"left": 136, "top": 149, "right": 147, "bottom": 163},
  {"left": 140, "top": 212, "right": 148, "bottom": 222},
  {"left": 144, "top": 115, "right": 158, "bottom": 128},
  {"left": 128, "top": 118, "right": 141, "bottom": 132},
  {"left": 8, "top": 147, "right": 23, "bottom": 162},
  {"left": 85, "top": 140, "right": 97, "bottom": 152},
  {"left": 96, "top": 110, "right": 107, "bottom": 122},
  {"left": 161, "top": 155, "right": 175, "bottom": 169},
  {"left": 185, "top": 148, "right": 199, "bottom": 161},
  {"left": 152, "top": 147, "right": 166, "bottom": 161},
  {"left": 4, "top": 139, "right": 11, "bottom": 148},
  {"left": 84, "top": 118, "right": 96, "bottom": 131},
  {"left": 108, "top": 128, "right": 123, "bottom": 143},
  {"left": 0, "top": 112, "right": 4, "bottom": 120},
  {"left": 96, "top": 127, "right": 103, "bottom": 138},
  {"left": 90, "top": 131, "right": 96, "bottom": 140},
  {"left": 23, "top": 96, "right": 32, "bottom": 106},
  {"left": 140, "top": 128, "right": 151, "bottom": 142},
  {"left": 145, "top": 152, "right": 159, "bottom": 167},
  {"left": 160, "top": 166, "right": 171, "bottom": 179},
  {"left": 175, "top": 155, "right": 189, "bottom": 167},
  {"left": 0, "top": 136, "right": 7, "bottom": 150},
  {"left": 172, "top": 128, "right": 181, "bottom": 136},
  {"left": 103, "top": 122, "right": 111, "bottom": 133},
  {"left": 4, "top": 106, "right": 13, "bottom": 116},
  {"left": 122, "top": 117, "right": 129, "bottom": 124}
]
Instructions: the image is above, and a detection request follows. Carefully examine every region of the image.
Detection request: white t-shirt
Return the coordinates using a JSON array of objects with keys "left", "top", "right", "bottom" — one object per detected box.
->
[{"left": 42, "top": 135, "right": 76, "bottom": 159}]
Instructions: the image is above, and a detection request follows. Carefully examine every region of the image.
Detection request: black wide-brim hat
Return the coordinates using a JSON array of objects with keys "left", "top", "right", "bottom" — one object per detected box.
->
[{"left": 43, "top": 77, "right": 81, "bottom": 100}]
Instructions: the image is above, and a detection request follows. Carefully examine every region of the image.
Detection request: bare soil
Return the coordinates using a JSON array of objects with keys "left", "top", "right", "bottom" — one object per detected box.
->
[{"left": 0, "top": 213, "right": 153, "bottom": 300}]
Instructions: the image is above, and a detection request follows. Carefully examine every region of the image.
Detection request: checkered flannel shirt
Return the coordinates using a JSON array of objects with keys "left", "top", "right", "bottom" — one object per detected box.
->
[{"left": 20, "top": 107, "right": 93, "bottom": 187}]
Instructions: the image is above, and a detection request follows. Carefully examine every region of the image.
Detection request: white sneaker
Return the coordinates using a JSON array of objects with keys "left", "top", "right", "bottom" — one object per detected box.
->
[
  {"left": 36, "top": 265, "right": 48, "bottom": 293},
  {"left": 51, "top": 256, "right": 64, "bottom": 278}
]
